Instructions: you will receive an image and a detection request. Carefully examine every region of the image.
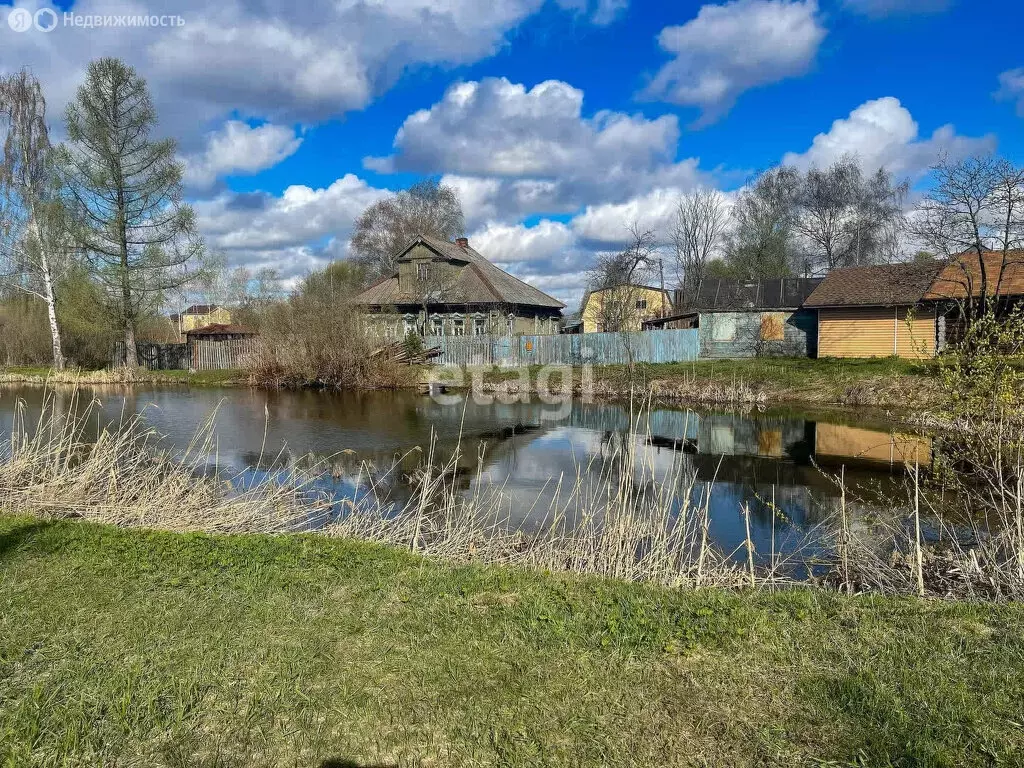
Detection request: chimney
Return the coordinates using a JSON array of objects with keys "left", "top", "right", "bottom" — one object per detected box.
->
[{"left": 455, "top": 237, "right": 469, "bottom": 249}]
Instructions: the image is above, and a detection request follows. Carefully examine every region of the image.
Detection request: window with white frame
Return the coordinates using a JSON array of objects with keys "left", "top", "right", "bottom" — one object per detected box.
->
[
  {"left": 403, "top": 314, "right": 417, "bottom": 336},
  {"left": 431, "top": 316, "right": 444, "bottom": 336},
  {"left": 473, "top": 315, "right": 487, "bottom": 335},
  {"left": 507, "top": 313, "right": 516, "bottom": 336},
  {"left": 452, "top": 315, "right": 465, "bottom": 336}
]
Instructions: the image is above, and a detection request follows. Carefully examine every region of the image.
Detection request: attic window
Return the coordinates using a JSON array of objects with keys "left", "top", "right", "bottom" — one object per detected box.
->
[
  {"left": 417, "top": 263, "right": 429, "bottom": 281},
  {"left": 635, "top": 298, "right": 648, "bottom": 310}
]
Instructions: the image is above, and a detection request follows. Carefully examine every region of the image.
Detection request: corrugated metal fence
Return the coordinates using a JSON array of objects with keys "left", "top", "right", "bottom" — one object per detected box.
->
[
  {"left": 422, "top": 329, "right": 699, "bottom": 367},
  {"left": 114, "top": 338, "right": 260, "bottom": 371}
]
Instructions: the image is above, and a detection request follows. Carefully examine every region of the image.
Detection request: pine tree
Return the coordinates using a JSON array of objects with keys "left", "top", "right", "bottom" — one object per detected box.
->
[{"left": 59, "top": 57, "right": 203, "bottom": 365}]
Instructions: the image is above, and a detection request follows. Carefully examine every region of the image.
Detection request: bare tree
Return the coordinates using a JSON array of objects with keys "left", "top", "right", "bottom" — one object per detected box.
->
[
  {"left": 793, "top": 157, "right": 908, "bottom": 274},
  {"left": 724, "top": 166, "right": 800, "bottom": 280},
  {"left": 58, "top": 58, "right": 204, "bottom": 365},
  {"left": 0, "top": 69, "right": 68, "bottom": 369},
  {"left": 672, "top": 188, "right": 729, "bottom": 306},
  {"left": 911, "top": 155, "right": 1024, "bottom": 317},
  {"left": 351, "top": 180, "right": 464, "bottom": 282},
  {"left": 587, "top": 223, "right": 660, "bottom": 386}
]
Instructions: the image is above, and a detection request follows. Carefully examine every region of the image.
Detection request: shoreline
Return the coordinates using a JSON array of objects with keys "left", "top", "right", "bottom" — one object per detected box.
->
[{"left": 0, "top": 358, "right": 943, "bottom": 414}]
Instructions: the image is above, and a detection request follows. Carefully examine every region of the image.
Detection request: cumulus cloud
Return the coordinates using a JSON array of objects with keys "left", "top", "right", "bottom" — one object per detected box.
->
[
  {"left": 996, "top": 68, "right": 1024, "bottom": 117},
  {"left": 842, "top": 0, "right": 951, "bottom": 17},
  {"left": 373, "top": 78, "right": 706, "bottom": 223},
  {"left": 643, "top": 0, "right": 826, "bottom": 125},
  {"left": 781, "top": 97, "right": 996, "bottom": 179},
  {"left": 1, "top": 0, "right": 603, "bottom": 148},
  {"left": 183, "top": 121, "right": 303, "bottom": 190},
  {"left": 572, "top": 188, "right": 688, "bottom": 246},
  {"left": 195, "top": 174, "right": 389, "bottom": 279},
  {"left": 469, "top": 220, "right": 576, "bottom": 264}
]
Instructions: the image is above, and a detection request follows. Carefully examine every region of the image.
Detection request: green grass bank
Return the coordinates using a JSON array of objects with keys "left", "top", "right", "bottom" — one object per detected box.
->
[
  {"left": 1, "top": 357, "right": 946, "bottom": 409},
  {"left": 1, "top": 515, "right": 1022, "bottom": 767}
]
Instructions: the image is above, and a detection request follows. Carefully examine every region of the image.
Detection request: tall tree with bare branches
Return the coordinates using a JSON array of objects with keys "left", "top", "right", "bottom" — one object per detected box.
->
[
  {"left": 58, "top": 58, "right": 204, "bottom": 365},
  {"left": 672, "top": 188, "right": 729, "bottom": 306},
  {"left": 351, "top": 180, "right": 464, "bottom": 282},
  {"left": 793, "top": 157, "right": 908, "bottom": 275},
  {"left": 911, "top": 155, "right": 1024, "bottom": 317},
  {"left": 0, "top": 69, "right": 68, "bottom": 369}
]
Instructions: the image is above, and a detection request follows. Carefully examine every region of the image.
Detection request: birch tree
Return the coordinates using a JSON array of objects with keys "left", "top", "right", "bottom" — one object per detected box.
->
[
  {"left": 0, "top": 69, "right": 68, "bottom": 369},
  {"left": 58, "top": 58, "right": 203, "bottom": 365},
  {"left": 672, "top": 188, "right": 729, "bottom": 306},
  {"left": 351, "top": 180, "right": 464, "bottom": 282}
]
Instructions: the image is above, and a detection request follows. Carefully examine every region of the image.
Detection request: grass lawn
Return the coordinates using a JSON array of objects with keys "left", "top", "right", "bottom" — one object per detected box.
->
[
  {"left": 472, "top": 356, "right": 941, "bottom": 408},
  {"left": 1, "top": 515, "right": 1022, "bottom": 767}
]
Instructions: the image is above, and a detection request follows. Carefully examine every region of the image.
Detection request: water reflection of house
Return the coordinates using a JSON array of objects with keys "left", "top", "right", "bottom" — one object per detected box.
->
[{"left": 814, "top": 423, "right": 932, "bottom": 469}]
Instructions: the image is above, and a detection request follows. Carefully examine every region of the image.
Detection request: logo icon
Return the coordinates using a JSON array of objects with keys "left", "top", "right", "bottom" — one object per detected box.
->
[
  {"left": 7, "top": 7, "right": 33, "bottom": 32},
  {"left": 34, "top": 8, "right": 57, "bottom": 31}
]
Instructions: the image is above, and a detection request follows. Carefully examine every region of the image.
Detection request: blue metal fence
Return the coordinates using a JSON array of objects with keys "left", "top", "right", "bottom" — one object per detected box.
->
[{"left": 422, "top": 329, "right": 700, "bottom": 367}]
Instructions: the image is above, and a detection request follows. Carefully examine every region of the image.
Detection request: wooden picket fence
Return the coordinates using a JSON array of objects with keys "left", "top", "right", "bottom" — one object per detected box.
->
[{"left": 114, "top": 338, "right": 260, "bottom": 371}]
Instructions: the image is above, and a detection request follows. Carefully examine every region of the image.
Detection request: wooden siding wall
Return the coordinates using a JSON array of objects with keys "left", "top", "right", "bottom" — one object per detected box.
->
[{"left": 817, "top": 306, "right": 935, "bottom": 359}]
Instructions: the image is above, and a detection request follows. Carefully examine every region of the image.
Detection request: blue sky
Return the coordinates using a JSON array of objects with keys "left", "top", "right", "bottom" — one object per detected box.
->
[{"left": 2, "top": 0, "right": 1023, "bottom": 305}]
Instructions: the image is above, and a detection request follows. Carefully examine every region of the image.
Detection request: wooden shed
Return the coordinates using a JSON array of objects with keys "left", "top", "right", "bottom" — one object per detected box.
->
[{"left": 804, "top": 263, "right": 943, "bottom": 359}]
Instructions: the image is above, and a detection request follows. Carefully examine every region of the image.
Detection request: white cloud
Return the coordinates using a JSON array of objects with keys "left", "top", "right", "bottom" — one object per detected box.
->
[
  {"left": 571, "top": 188, "right": 687, "bottom": 246},
  {"left": 1, "top": 0, "right": 604, "bottom": 148},
  {"left": 643, "top": 0, "right": 826, "bottom": 125},
  {"left": 996, "top": 68, "right": 1024, "bottom": 117},
  {"left": 469, "top": 220, "right": 576, "bottom": 264},
  {"left": 369, "top": 78, "right": 678, "bottom": 178},
  {"left": 183, "top": 121, "right": 303, "bottom": 189},
  {"left": 194, "top": 174, "right": 389, "bottom": 278},
  {"left": 374, "top": 78, "right": 706, "bottom": 223},
  {"left": 842, "top": 0, "right": 951, "bottom": 17},
  {"left": 781, "top": 97, "right": 996, "bottom": 179}
]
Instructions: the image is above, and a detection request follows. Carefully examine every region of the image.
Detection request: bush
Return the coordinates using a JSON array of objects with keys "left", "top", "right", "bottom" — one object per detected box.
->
[{"left": 244, "top": 265, "right": 413, "bottom": 390}]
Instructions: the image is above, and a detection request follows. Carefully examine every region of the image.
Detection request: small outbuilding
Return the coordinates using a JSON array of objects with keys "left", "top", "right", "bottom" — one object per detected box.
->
[{"left": 644, "top": 278, "right": 822, "bottom": 358}]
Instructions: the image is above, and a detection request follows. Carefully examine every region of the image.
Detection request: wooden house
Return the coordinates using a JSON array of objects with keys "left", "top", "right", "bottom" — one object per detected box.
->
[{"left": 353, "top": 234, "right": 564, "bottom": 338}]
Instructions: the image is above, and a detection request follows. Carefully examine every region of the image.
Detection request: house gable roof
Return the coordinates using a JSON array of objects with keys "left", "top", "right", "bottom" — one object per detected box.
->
[
  {"left": 803, "top": 262, "right": 944, "bottom": 308},
  {"left": 353, "top": 234, "right": 565, "bottom": 309},
  {"left": 924, "top": 250, "right": 1024, "bottom": 300}
]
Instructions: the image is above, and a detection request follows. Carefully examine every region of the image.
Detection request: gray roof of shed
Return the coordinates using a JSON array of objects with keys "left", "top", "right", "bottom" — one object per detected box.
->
[{"left": 674, "top": 277, "right": 823, "bottom": 312}]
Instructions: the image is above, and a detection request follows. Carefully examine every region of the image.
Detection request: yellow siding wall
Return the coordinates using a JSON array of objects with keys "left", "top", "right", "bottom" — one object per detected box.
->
[
  {"left": 181, "top": 307, "right": 231, "bottom": 332},
  {"left": 581, "top": 286, "right": 671, "bottom": 333},
  {"left": 817, "top": 306, "right": 935, "bottom": 359}
]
